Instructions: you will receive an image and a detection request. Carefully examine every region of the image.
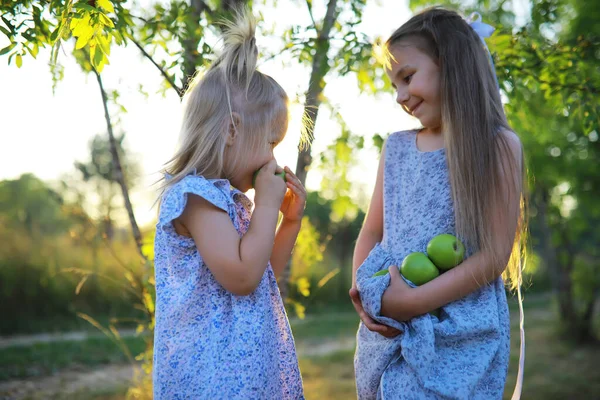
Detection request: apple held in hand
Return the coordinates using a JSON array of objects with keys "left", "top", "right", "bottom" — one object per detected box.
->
[
  {"left": 400, "top": 252, "right": 439, "bottom": 285},
  {"left": 426, "top": 234, "right": 465, "bottom": 271},
  {"left": 372, "top": 269, "right": 390, "bottom": 277},
  {"left": 252, "top": 169, "right": 286, "bottom": 188}
]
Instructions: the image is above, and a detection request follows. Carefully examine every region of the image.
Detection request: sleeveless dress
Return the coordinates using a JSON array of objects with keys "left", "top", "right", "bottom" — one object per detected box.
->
[
  {"left": 354, "top": 131, "right": 511, "bottom": 400},
  {"left": 153, "top": 174, "right": 304, "bottom": 399}
]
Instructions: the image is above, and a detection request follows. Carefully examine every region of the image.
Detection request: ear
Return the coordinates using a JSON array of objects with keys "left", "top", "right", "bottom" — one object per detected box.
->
[{"left": 225, "top": 112, "right": 241, "bottom": 147}]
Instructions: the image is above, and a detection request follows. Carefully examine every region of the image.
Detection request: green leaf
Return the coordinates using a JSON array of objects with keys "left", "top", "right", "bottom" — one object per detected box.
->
[
  {"left": 15, "top": 54, "right": 22, "bottom": 68},
  {"left": 97, "top": 0, "right": 115, "bottom": 13},
  {"left": 98, "top": 13, "right": 114, "bottom": 28},
  {"left": 1, "top": 16, "right": 12, "bottom": 32},
  {"left": 0, "top": 42, "right": 16, "bottom": 56},
  {"left": 75, "top": 34, "right": 89, "bottom": 50},
  {"left": 0, "top": 25, "right": 10, "bottom": 37},
  {"left": 49, "top": 23, "right": 62, "bottom": 42}
]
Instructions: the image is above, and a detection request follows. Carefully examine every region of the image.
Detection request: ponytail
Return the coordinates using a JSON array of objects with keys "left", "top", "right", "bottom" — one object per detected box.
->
[{"left": 157, "top": 7, "right": 290, "bottom": 199}]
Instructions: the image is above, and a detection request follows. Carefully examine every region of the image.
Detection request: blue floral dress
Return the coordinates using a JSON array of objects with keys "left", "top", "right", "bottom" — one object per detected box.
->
[
  {"left": 153, "top": 174, "right": 304, "bottom": 399},
  {"left": 354, "top": 131, "right": 511, "bottom": 399}
]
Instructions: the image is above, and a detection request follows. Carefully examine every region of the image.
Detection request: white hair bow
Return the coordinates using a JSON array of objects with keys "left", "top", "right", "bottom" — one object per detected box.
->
[{"left": 467, "top": 12, "right": 499, "bottom": 89}]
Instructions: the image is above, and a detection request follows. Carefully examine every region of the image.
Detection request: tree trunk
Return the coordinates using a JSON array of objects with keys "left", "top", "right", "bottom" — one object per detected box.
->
[
  {"left": 294, "top": 0, "right": 338, "bottom": 186},
  {"left": 536, "top": 187, "right": 598, "bottom": 342},
  {"left": 279, "top": 0, "right": 339, "bottom": 300},
  {"left": 181, "top": 0, "right": 209, "bottom": 95},
  {"left": 338, "top": 226, "right": 351, "bottom": 301},
  {"left": 579, "top": 291, "right": 599, "bottom": 343},
  {"left": 180, "top": 0, "right": 248, "bottom": 95},
  {"left": 94, "top": 71, "right": 147, "bottom": 265}
]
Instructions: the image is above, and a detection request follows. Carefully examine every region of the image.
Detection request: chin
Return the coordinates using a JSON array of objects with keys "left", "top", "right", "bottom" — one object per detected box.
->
[{"left": 237, "top": 178, "right": 253, "bottom": 193}]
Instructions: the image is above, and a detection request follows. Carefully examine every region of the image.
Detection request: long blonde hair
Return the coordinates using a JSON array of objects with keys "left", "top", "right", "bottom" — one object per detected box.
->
[
  {"left": 159, "top": 8, "right": 289, "bottom": 196},
  {"left": 386, "top": 7, "right": 528, "bottom": 291}
]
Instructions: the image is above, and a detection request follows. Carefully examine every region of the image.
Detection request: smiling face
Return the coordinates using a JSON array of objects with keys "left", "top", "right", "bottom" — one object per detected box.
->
[{"left": 386, "top": 39, "right": 442, "bottom": 134}]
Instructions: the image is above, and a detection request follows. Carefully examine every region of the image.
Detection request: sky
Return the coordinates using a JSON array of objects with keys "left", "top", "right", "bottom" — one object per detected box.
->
[{"left": 0, "top": 0, "right": 529, "bottom": 227}]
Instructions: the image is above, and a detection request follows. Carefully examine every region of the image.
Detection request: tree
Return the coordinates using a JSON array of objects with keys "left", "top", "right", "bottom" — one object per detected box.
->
[
  {"left": 0, "top": 173, "right": 70, "bottom": 237},
  {"left": 75, "top": 132, "right": 140, "bottom": 240}
]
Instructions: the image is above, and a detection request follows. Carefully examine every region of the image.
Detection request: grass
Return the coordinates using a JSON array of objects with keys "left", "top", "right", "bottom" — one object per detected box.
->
[
  {"left": 2, "top": 293, "right": 599, "bottom": 400},
  {"left": 0, "top": 336, "right": 146, "bottom": 381},
  {"left": 291, "top": 311, "right": 360, "bottom": 342},
  {"left": 298, "top": 295, "right": 600, "bottom": 400},
  {"left": 300, "top": 350, "right": 357, "bottom": 400},
  {"left": 2, "top": 313, "right": 144, "bottom": 336}
]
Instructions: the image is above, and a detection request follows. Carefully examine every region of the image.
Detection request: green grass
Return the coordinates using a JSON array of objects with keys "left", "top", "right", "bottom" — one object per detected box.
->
[
  {"left": 504, "top": 307, "right": 600, "bottom": 399},
  {"left": 0, "top": 336, "right": 147, "bottom": 381},
  {"left": 3, "top": 293, "right": 599, "bottom": 400},
  {"left": 296, "top": 296, "right": 600, "bottom": 400},
  {"left": 2, "top": 313, "right": 144, "bottom": 336},
  {"left": 300, "top": 349, "right": 357, "bottom": 400},
  {"left": 291, "top": 312, "right": 360, "bottom": 342}
]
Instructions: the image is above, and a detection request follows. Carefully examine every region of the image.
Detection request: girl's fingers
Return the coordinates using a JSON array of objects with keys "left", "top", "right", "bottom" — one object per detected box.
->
[
  {"left": 286, "top": 181, "right": 306, "bottom": 199},
  {"left": 349, "top": 288, "right": 383, "bottom": 331},
  {"left": 285, "top": 175, "right": 303, "bottom": 189},
  {"left": 284, "top": 168, "right": 303, "bottom": 185},
  {"left": 349, "top": 288, "right": 402, "bottom": 337},
  {"left": 286, "top": 175, "right": 305, "bottom": 190},
  {"left": 388, "top": 265, "right": 400, "bottom": 281}
]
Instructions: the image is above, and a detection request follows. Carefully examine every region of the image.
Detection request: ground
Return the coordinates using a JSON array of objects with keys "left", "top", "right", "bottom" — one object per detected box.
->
[{"left": 1, "top": 294, "right": 599, "bottom": 399}]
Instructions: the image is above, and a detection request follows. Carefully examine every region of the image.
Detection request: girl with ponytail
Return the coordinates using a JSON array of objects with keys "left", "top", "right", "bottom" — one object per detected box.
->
[{"left": 153, "top": 9, "right": 305, "bottom": 399}]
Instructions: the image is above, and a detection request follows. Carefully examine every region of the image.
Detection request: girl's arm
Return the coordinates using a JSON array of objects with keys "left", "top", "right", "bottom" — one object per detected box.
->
[
  {"left": 181, "top": 160, "right": 286, "bottom": 296},
  {"left": 352, "top": 142, "right": 386, "bottom": 287},
  {"left": 349, "top": 142, "right": 401, "bottom": 338},
  {"left": 381, "top": 132, "right": 523, "bottom": 321},
  {"left": 269, "top": 167, "right": 306, "bottom": 278},
  {"left": 270, "top": 218, "right": 301, "bottom": 279}
]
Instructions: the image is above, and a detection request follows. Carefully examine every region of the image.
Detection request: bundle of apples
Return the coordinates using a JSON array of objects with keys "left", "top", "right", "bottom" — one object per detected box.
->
[{"left": 373, "top": 234, "right": 465, "bottom": 285}]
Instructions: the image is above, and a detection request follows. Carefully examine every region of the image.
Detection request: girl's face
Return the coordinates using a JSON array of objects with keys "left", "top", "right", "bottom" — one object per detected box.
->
[
  {"left": 225, "top": 122, "right": 286, "bottom": 192},
  {"left": 386, "top": 41, "right": 442, "bottom": 133}
]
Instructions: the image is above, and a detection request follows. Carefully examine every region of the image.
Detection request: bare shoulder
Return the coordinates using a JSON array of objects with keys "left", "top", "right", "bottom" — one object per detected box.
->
[{"left": 179, "top": 194, "right": 228, "bottom": 231}]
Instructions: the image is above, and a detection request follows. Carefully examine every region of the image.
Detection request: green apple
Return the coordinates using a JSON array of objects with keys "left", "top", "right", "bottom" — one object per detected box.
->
[
  {"left": 372, "top": 268, "right": 390, "bottom": 277},
  {"left": 426, "top": 233, "right": 465, "bottom": 271},
  {"left": 252, "top": 169, "right": 286, "bottom": 188},
  {"left": 400, "top": 252, "right": 439, "bottom": 285}
]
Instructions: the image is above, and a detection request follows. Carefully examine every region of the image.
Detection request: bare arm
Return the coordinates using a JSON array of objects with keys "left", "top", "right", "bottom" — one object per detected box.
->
[
  {"left": 381, "top": 132, "right": 523, "bottom": 320},
  {"left": 349, "top": 141, "right": 401, "bottom": 338},
  {"left": 352, "top": 142, "right": 386, "bottom": 287},
  {"left": 269, "top": 167, "right": 307, "bottom": 279},
  {"left": 270, "top": 218, "right": 301, "bottom": 279},
  {"left": 181, "top": 160, "right": 287, "bottom": 296}
]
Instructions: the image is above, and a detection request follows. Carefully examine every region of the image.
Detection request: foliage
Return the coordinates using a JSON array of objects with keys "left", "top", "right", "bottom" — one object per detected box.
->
[
  {"left": 0, "top": 174, "right": 150, "bottom": 335},
  {"left": 0, "top": 335, "right": 146, "bottom": 381}
]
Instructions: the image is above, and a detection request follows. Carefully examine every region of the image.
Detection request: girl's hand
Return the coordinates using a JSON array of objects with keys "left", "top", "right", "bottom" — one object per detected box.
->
[
  {"left": 381, "top": 265, "right": 414, "bottom": 322},
  {"left": 349, "top": 287, "right": 402, "bottom": 338},
  {"left": 254, "top": 160, "right": 287, "bottom": 210},
  {"left": 280, "top": 166, "right": 306, "bottom": 222}
]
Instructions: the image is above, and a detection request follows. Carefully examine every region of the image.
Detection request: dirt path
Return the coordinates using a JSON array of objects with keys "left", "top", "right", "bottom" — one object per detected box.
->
[
  {"left": 0, "top": 336, "right": 355, "bottom": 399},
  {"left": 0, "top": 329, "right": 138, "bottom": 350},
  {"left": 0, "top": 363, "right": 138, "bottom": 400},
  {"left": 296, "top": 336, "right": 356, "bottom": 357}
]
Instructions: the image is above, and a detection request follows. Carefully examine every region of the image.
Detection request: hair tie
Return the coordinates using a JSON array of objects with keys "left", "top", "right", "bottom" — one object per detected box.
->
[{"left": 467, "top": 12, "right": 499, "bottom": 89}]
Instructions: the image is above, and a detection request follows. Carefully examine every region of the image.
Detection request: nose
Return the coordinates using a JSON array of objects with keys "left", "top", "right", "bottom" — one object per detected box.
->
[{"left": 396, "top": 86, "right": 409, "bottom": 105}]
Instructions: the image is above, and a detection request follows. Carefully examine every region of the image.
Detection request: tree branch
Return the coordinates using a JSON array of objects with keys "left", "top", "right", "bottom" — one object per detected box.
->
[
  {"left": 305, "top": 0, "right": 317, "bottom": 29},
  {"left": 129, "top": 36, "right": 183, "bottom": 97},
  {"left": 93, "top": 69, "right": 148, "bottom": 265}
]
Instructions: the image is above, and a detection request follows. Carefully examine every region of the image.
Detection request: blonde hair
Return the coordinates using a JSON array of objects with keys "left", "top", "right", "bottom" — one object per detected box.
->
[
  {"left": 159, "top": 8, "right": 289, "bottom": 195},
  {"left": 386, "top": 7, "right": 528, "bottom": 291}
]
